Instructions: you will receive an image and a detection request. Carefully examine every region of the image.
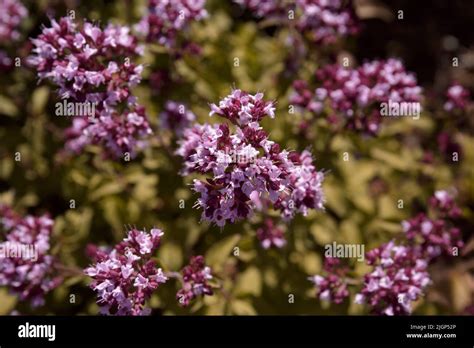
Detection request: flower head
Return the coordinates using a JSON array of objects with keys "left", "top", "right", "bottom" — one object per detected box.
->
[
  {"left": 235, "top": 0, "right": 290, "bottom": 19},
  {"left": 235, "top": 0, "right": 358, "bottom": 44},
  {"left": 308, "top": 257, "right": 350, "bottom": 304},
  {"left": 160, "top": 101, "right": 196, "bottom": 136},
  {"left": 0, "top": 205, "right": 61, "bottom": 307},
  {"left": 356, "top": 241, "right": 431, "bottom": 316},
  {"left": 177, "top": 255, "right": 213, "bottom": 306},
  {"left": 135, "top": 0, "right": 207, "bottom": 47},
  {"left": 291, "top": 59, "right": 422, "bottom": 135},
  {"left": 29, "top": 17, "right": 151, "bottom": 158},
  {"left": 209, "top": 89, "right": 275, "bottom": 126},
  {"left": 0, "top": 0, "right": 28, "bottom": 42},
  {"left": 444, "top": 84, "right": 470, "bottom": 112},
  {"left": 85, "top": 228, "right": 167, "bottom": 315},
  {"left": 177, "top": 90, "right": 324, "bottom": 227},
  {"left": 296, "top": 0, "right": 359, "bottom": 44},
  {"left": 256, "top": 218, "right": 286, "bottom": 249}
]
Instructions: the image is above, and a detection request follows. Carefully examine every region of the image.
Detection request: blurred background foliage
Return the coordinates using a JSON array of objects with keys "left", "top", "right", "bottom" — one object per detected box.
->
[{"left": 0, "top": 0, "right": 473, "bottom": 315}]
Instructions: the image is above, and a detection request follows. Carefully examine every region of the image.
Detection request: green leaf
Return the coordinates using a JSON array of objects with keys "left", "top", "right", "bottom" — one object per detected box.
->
[
  {"left": 30, "top": 87, "right": 50, "bottom": 115},
  {"left": 89, "top": 181, "right": 124, "bottom": 201},
  {"left": 234, "top": 266, "right": 262, "bottom": 297},
  {"left": 0, "top": 289, "right": 16, "bottom": 314},
  {"left": 158, "top": 242, "right": 183, "bottom": 271},
  {"left": 205, "top": 234, "right": 240, "bottom": 268},
  {"left": 231, "top": 299, "right": 257, "bottom": 315},
  {"left": 0, "top": 95, "right": 18, "bottom": 117}
]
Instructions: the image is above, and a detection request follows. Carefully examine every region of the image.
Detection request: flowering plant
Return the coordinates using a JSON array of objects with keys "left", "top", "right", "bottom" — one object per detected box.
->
[{"left": 0, "top": 0, "right": 472, "bottom": 317}]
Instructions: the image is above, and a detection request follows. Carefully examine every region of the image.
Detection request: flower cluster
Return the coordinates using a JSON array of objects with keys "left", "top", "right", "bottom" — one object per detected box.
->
[
  {"left": 160, "top": 101, "right": 196, "bottom": 136},
  {"left": 28, "top": 17, "right": 151, "bottom": 158},
  {"left": 437, "top": 131, "right": 462, "bottom": 162},
  {"left": 356, "top": 241, "right": 431, "bottom": 316},
  {"left": 135, "top": 0, "right": 207, "bottom": 48},
  {"left": 291, "top": 59, "right": 423, "bottom": 135},
  {"left": 0, "top": 0, "right": 28, "bottom": 70},
  {"left": 176, "top": 255, "right": 213, "bottom": 306},
  {"left": 0, "top": 206, "right": 61, "bottom": 307},
  {"left": 402, "top": 213, "right": 463, "bottom": 261},
  {"left": 430, "top": 190, "right": 462, "bottom": 218},
  {"left": 308, "top": 257, "right": 349, "bottom": 304},
  {"left": 357, "top": 190, "right": 462, "bottom": 315},
  {"left": 235, "top": 0, "right": 289, "bottom": 18},
  {"left": 235, "top": 0, "right": 358, "bottom": 44},
  {"left": 296, "top": 0, "right": 359, "bottom": 44},
  {"left": 444, "top": 84, "right": 470, "bottom": 112},
  {"left": 0, "top": 0, "right": 28, "bottom": 42},
  {"left": 176, "top": 89, "right": 325, "bottom": 227},
  {"left": 256, "top": 218, "right": 286, "bottom": 249},
  {"left": 309, "top": 190, "right": 462, "bottom": 315},
  {"left": 402, "top": 190, "right": 463, "bottom": 260},
  {"left": 85, "top": 228, "right": 167, "bottom": 315}
]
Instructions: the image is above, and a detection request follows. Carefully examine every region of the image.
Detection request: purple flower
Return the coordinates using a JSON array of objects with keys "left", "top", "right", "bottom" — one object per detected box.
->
[
  {"left": 296, "top": 0, "right": 359, "bottom": 44},
  {"left": 160, "top": 101, "right": 196, "bottom": 136},
  {"left": 28, "top": 17, "right": 151, "bottom": 158},
  {"left": 0, "top": 49, "right": 13, "bottom": 70},
  {"left": 429, "top": 190, "right": 462, "bottom": 218},
  {"left": 437, "top": 132, "right": 462, "bottom": 163},
  {"left": 177, "top": 255, "right": 213, "bottom": 306},
  {"left": 64, "top": 106, "right": 152, "bottom": 159},
  {"left": 135, "top": 0, "right": 207, "bottom": 48},
  {"left": 0, "top": 206, "right": 61, "bottom": 307},
  {"left": 356, "top": 190, "right": 462, "bottom": 315},
  {"left": 234, "top": 0, "right": 289, "bottom": 18},
  {"left": 209, "top": 89, "right": 275, "bottom": 126},
  {"left": 444, "top": 84, "right": 470, "bottom": 112},
  {"left": 275, "top": 150, "right": 325, "bottom": 220},
  {"left": 256, "top": 218, "right": 286, "bottom": 249},
  {"left": 308, "top": 190, "right": 463, "bottom": 315},
  {"left": 176, "top": 123, "right": 222, "bottom": 175},
  {"left": 308, "top": 257, "right": 349, "bottom": 304},
  {"left": 402, "top": 191, "right": 463, "bottom": 260},
  {"left": 235, "top": 0, "right": 358, "bottom": 44},
  {"left": 356, "top": 241, "right": 431, "bottom": 316},
  {"left": 176, "top": 90, "right": 325, "bottom": 227},
  {"left": 402, "top": 213, "right": 463, "bottom": 261},
  {"left": 291, "top": 59, "right": 422, "bottom": 135},
  {"left": 0, "top": 0, "right": 28, "bottom": 42},
  {"left": 85, "top": 228, "right": 167, "bottom": 315}
]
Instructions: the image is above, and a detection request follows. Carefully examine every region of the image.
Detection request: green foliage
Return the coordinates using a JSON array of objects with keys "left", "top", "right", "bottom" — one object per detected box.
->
[{"left": 0, "top": 0, "right": 473, "bottom": 315}]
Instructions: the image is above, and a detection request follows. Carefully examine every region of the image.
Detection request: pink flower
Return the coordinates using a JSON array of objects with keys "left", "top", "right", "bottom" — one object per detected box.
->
[
  {"left": 0, "top": 205, "right": 61, "bottom": 307},
  {"left": 357, "top": 241, "right": 431, "bottom": 316},
  {"left": 160, "top": 101, "right": 196, "bottom": 136},
  {"left": 444, "top": 84, "right": 470, "bottom": 111},
  {"left": 29, "top": 17, "right": 151, "bottom": 158},
  {"left": 85, "top": 228, "right": 167, "bottom": 316},
  {"left": 135, "top": 0, "right": 207, "bottom": 47},
  {"left": 256, "top": 219, "right": 286, "bottom": 249},
  {"left": 291, "top": 59, "right": 422, "bottom": 135},
  {"left": 0, "top": 0, "right": 28, "bottom": 42},
  {"left": 235, "top": 0, "right": 358, "bottom": 44},
  {"left": 234, "top": 0, "right": 287, "bottom": 18},
  {"left": 177, "top": 90, "right": 325, "bottom": 227},
  {"left": 308, "top": 258, "right": 349, "bottom": 304},
  {"left": 177, "top": 255, "right": 213, "bottom": 306},
  {"left": 296, "top": 0, "right": 359, "bottom": 44}
]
